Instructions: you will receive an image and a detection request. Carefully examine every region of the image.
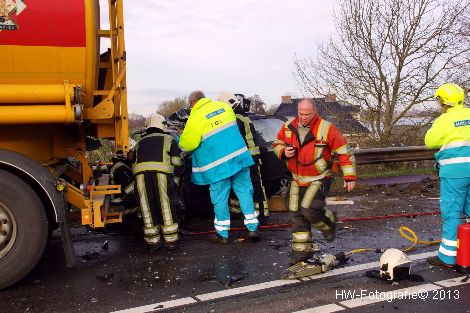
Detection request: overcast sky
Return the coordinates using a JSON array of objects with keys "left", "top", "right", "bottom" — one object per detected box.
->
[{"left": 116, "top": 1, "right": 336, "bottom": 116}]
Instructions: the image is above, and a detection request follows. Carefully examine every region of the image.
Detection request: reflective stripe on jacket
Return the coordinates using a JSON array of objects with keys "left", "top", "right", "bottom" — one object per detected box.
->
[
  {"left": 425, "top": 106, "right": 470, "bottom": 178},
  {"left": 236, "top": 113, "right": 261, "bottom": 156},
  {"left": 179, "top": 98, "right": 254, "bottom": 185},
  {"left": 272, "top": 115, "right": 356, "bottom": 186},
  {"left": 132, "top": 132, "right": 182, "bottom": 176}
]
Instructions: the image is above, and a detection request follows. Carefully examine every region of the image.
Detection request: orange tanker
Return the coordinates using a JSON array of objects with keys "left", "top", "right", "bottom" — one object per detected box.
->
[{"left": 0, "top": 0, "right": 128, "bottom": 289}]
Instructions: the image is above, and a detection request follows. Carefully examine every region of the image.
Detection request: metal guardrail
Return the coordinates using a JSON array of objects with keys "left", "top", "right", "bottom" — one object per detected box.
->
[{"left": 352, "top": 146, "right": 438, "bottom": 165}]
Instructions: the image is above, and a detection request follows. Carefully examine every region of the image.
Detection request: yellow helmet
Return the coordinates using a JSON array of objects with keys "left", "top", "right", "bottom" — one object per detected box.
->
[{"left": 434, "top": 83, "right": 465, "bottom": 107}]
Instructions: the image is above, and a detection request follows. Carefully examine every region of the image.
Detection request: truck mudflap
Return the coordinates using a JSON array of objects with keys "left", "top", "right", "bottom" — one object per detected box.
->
[{"left": 56, "top": 181, "right": 77, "bottom": 269}]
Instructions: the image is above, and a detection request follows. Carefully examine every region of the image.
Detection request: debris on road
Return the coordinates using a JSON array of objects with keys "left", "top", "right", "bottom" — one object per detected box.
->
[
  {"left": 221, "top": 275, "right": 247, "bottom": 288},
  {"left": 82, "top": 251, "right": 100, "bottom": 261},
  {"left": 96, "top": 273, "right": 115, "bottom": 282},
  {"left": 102, "top": 240, "right": 109, "bottom": 251}
]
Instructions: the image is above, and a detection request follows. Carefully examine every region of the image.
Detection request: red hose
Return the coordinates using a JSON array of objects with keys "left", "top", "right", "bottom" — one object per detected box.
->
[{"left": 182, "top": 211, "right": 441, "bottom": 236}]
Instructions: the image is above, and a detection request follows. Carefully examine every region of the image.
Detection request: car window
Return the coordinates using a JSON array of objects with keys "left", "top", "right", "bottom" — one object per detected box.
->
[{"left": 253, "top": 118, "right": 284, "bottom": 143}]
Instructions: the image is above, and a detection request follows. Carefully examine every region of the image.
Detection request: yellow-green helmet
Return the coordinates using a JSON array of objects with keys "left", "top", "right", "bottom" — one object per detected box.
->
[{"left": 434, "top": 83, "right": 465, "bottom": 106}]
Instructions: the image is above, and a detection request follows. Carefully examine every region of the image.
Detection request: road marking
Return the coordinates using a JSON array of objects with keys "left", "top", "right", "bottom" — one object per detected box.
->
[
  {"left": 110, "top": 297, "right": 197, "bottom": 313},
  {"left": 111, "top": 251, "right": 436, "bottom": 313},
  {"left": 339, "top": 283, "right": 441, "bottom": 308},
  {"left": 408, "top": 251, "right": 435, "bottom": 261},
  {"left": 434, "top": 275, "right": 470, "bottom": 288},
  {"left": 312, "top": 261, "right": 380, "bottom": 279},
  {"left": 295, "top": 275, "right": 470, "bottom": 313},
  {"left": 293, "top": 303, "right": 345, "bottom": 313},
  {"left": 195, "top": 280, "right": 298, "bottom": 301},
  {"left": 326, "top": 198, "right": 354, "bottom": 205}
]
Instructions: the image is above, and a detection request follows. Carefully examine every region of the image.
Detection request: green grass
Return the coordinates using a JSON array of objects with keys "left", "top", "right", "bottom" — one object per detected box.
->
[
  {"left": 330, "top": 161, "right": 437, "bottom": 194},
  {"left": 358, "top": 165, "right": 436, "bottom": 179}
]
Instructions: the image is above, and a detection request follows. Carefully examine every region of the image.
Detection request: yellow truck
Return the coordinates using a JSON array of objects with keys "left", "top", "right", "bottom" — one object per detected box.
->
[{"left": 0, "top": 0, "right": 128, "bottom": 289}]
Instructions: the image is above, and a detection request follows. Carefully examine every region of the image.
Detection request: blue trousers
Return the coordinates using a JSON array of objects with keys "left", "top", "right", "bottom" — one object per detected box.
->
[
  {"left": 438, "top": 177, "right": 470, "bottom": 265},
  {"left": 209, "top": 167, "right": 259, "bottom": 238}
]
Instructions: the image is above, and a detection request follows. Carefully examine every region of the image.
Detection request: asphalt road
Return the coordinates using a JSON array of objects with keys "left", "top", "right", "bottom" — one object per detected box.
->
[{"left": 1, "top": 176, "right": 469, "bottom": 313}]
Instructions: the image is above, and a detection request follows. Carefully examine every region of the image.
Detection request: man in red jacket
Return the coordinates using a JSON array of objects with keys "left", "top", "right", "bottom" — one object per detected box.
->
[{"left": 273, "top": 98, "right": 356, "bottom": 265}]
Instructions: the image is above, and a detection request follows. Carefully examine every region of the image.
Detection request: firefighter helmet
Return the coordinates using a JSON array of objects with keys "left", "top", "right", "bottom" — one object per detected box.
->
[
  {"left": 235, "top": 93, "right": 251, "bottom": 112},
  {"left": 218, "top": 91, "right": 241, "bottom": 110},
  {"left": 434, "top": 83, "right": 465, "bottom": 107},
  {"left": 145, "top": 113, "right": 166, "bottom": 131},
  {"left": 379, "top": 248, "right": 412, "bottom": 281}
]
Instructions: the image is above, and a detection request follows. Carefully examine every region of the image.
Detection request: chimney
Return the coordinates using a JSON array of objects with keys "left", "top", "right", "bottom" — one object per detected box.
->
[
  {"left": 325, "top": 94, "right": 336, "bottom": 103},
  {"left": 281, "top": 95, "right": 292, "bottom": 104}
]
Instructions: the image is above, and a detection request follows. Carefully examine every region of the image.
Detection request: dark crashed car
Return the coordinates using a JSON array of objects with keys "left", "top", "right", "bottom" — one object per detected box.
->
[{"left": 166, "top": 109, "right": 290, "bottom": 217}]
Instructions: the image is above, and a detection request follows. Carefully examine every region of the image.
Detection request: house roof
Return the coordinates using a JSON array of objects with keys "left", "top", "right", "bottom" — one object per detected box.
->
[{"left": 273, "top": 98, "right": 369, "bottom": 134}]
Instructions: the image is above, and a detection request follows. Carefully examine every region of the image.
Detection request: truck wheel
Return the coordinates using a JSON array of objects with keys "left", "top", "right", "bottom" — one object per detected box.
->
[{"left": 0, "top": 170, "right": 48, "bottom": 290}]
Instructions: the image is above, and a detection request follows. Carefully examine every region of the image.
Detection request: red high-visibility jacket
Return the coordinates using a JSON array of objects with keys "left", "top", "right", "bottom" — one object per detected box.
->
[{"left": 273, "top": 115, "right": 356, "bottom": 186}]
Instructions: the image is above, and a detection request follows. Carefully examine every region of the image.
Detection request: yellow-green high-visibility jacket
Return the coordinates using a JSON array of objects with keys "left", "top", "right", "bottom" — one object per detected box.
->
[
  {"left": 179, "top": 98, "right": 254, "bottom": 185},
  {"left": 425, "top": 105, "right": 470, "bottom": 178}
]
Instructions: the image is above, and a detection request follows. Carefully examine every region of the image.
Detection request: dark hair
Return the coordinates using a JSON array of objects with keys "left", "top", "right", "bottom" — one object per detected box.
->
[{"left": 188, "top": 90, "right": 205, "bottom": 105}]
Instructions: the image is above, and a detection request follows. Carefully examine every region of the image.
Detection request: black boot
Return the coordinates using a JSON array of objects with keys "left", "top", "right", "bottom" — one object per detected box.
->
[
  {"left": 248, "top": 230, "right": 261, "bottom": 242},
  {"left": 321, "top": 212, "right": 337, "bottom": 242},
  {"left": 427, "top": 256, "right": 454, "bottom": 268},
  {"left": 166, "top": 240, "right": 180, "bottom": 250},
  {"left": 209, "top": 233, "right": 230, "bottom": 244},
  {"left": 148, "top": 241, "right": 162, "bottom": 252},
  {"left": 289, "top": 251, "right": 313, "bottom": 266}
]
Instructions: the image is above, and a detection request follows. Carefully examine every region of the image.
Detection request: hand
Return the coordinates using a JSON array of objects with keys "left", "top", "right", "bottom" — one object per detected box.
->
[
  {"left": 343, "top": 181, "right": 356, "bottom": 192},
  {"left": 284, "top": 146, "right": 296, "bottom": 158}
]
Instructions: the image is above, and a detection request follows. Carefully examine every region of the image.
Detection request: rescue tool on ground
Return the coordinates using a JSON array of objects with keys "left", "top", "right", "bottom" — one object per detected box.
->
[{"left": 281, "top": 252, "right": 349, "bottom": 280}]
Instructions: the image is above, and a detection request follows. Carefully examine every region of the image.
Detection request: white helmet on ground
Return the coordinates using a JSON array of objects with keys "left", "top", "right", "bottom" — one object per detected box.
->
[
  {"left": 146, "top": 113, "right": 166, "bottom": 131},
  {"left": 218, "top": 91, "right": 241, "bottom": 109},
  {"left": 379, "top": 248, "right": 412, "bottom": 281}
]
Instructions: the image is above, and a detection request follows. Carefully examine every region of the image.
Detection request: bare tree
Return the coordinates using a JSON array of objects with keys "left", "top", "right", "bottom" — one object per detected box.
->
[
  {"left": 248, "top": 94, "right": 267, "bottom": 114},
  {"left": 266, "top": 105, "right": 278, "bottom": 115},
  {"left": 446, "top": 12, "right": 470, "bottom": 105},
  {"left": 157, "top": 96, "right": 187, "bottom": 117},
  {"left": 128, "top": 113, "right": 146, "bottom": 131},
  {"left": 294, "top": 0, "right": 469, "bottom": 145}
]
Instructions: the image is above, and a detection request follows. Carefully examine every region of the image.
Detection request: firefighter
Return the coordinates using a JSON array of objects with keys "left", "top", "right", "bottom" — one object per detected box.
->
[
  {"left": 425, "top": 83, "right": 470, "bottom": 268},
  {"left": 179, "top": 90, "right": 260, "bottom": 243},
  {"left": 217, "top": 91, "right": 269, "bottom": 220},
  {"left": 110, "top": 151, "right": 137, "bottom": 213},
  {"left": 273, "top": 98, "right": 356, "bottom": 265},
  {"left": 131, "top": 113, "right": 183, "bottom": 251}
]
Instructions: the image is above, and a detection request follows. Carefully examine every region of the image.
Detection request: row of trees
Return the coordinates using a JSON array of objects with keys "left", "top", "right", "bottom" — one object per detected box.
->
[
  {"left": 129, "top": 94, "right": 276, "bottom": 130},
  {"left": 294, "top": 0, "right": 469, "bottom": 146},
  {"left": 151, "top": 94, "right": 276, "bottom": 115}
]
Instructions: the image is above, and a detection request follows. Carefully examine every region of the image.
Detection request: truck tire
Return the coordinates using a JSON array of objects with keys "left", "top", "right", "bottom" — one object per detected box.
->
[{"left": 0, "top": 169, "right": 48, "bottom": 290}]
